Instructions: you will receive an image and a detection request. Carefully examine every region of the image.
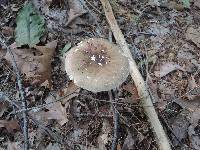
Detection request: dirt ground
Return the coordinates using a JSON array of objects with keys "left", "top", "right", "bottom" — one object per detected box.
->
[{"left": 1, "top": 0, "right": 200, "bottom": 149}]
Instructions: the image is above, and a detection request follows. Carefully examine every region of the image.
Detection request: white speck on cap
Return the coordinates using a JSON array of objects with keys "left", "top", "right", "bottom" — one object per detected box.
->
[
  {"left": 91, "top": 55, "right": 96, "bottom": 61},
  {"left": 98, "top": 63, "right": 103, "bottom": 66}
]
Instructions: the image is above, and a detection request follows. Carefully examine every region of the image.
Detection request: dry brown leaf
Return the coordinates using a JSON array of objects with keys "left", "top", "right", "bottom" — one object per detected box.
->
[
  {"left": 4, "top": 41, "right": 57, "bottom": 85},
  {"left": 186, "top": 26, "right": 200, "bottom": 48},
  {"left": 154, "top": 62, "right": 185, "bottom": 77},
  {"left": 59, "top": 82, "right": 80, "bottom": 105},
  {"left": 0, "top": 119, "right": 20, "bottom": 133},
  {"left": 66, "top": 0, "right": 87, "bottom": 25},
  {"left": 122, "top": 83, "right": 140, "bottom": 103},
  {"left": 34, "top": 95, "right": 69, "bottom": 126},
  {"left": 32, "top": 82, "right": 78, "bottom": 126},
  {"left": 186, "top": 76, "right": 200, "bottom": 100}
]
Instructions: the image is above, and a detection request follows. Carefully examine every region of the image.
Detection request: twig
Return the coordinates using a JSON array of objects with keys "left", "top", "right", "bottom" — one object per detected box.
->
[
  {"left": 108, "top": 90, "right": 119, "bottom": 150},
  {"left": 85, "top": 0, "right": 102, "bottom": 14},
  {"left": 0, "top": 35, "right": 29, "bottom": 150},
  {"left": 100, "top": 0, "right": 171, "bottom": 149}
]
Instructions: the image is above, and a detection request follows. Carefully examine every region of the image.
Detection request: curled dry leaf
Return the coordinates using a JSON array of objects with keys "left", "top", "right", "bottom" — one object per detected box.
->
[
  {"left": 186, "top": 26, "right": 200, "bottom": 48},
  {"left": 0, "top": 119, "right": 20, "bottom": 133},
  {"left": 154, "top": 62, "right": 185, "bottom": 77},
  {"left": 4, "top": 41, "right": 57, "bottom": 85},
  {"left": 66, "top": 0, "right": 87, "bottom": 25}
]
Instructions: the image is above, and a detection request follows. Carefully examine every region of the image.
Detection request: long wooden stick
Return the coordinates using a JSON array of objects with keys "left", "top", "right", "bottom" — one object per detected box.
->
[{"left": 100, "top": 0, "right": 171, "bottom": 149}]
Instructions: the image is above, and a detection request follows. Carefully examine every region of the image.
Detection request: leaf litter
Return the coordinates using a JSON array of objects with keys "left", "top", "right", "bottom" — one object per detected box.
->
[
  {"left": 1, "top": 0, "right": 200, "bottom": 149},
  {"left": 4, "top": 41, "right": 57, "bottom": 85}
]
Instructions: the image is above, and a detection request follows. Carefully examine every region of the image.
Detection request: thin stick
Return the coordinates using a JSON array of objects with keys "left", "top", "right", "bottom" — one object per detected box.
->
[
  {"left": 100, "top": 0, "right": 171, "bottom": 149},
  {"left": 108, "top": 90, "right": 119, "bottom": 150},
  {"left": 0, "top": 36, "right": 29, "bottom": 150}
]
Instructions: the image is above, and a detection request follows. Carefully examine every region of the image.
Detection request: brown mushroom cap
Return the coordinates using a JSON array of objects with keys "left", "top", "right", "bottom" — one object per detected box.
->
[{"left": 65, "top": 38, "right": 129, "bottom": 92}]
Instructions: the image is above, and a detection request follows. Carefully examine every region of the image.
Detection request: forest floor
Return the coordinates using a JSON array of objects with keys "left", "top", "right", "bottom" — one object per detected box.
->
[{"left": 1, "top": 0, "right": 200, "bottom": 149}]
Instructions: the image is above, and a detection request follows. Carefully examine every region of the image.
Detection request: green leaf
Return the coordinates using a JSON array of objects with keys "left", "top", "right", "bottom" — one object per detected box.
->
[
  {"left": 182, "top": 0, "right": 190, "bottom": 8},
  {"left": 15, "top": 2, "right": 45, "bottom": 47},
  {"left": 59, "top": 43, "right": 72, "bottom": 56}
]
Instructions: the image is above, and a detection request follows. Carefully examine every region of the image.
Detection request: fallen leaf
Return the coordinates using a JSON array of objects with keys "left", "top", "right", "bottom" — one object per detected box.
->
[
  {"left": 45, "top": 143, "right": 61, "bottom": 150},
  {"left": 186, "top": 26, "right": 200, "bottom": 48},
  {"left": 154, "top": 62, "right": 185, "bottom": 77},
  {"left": 1, "top": 26, "right": 14, "bottom": 37},
  {"left": 177, "top": 50, "right": 195, "bottom": 60},
  {"left": 148, "top": 0, "right": 160, "bottom": 6},
  {"left": 181, "top": 0, "right": 190, "bottom": 8},
  {"left": 59, "top": 82, "right": 80, "bottom": 105},
  {"left": 194, "top": 0, "right": 200, "bottom": 8},
  {"left": 188, "top": 110, "right": 200, "bottom": 149},
  {"left": 122, "top": 83, "right": 140, "bottom": 103},
  {"left": 66, "top": 0, "right": 87, "bottom": 26},
  {"left": 0, "top": 49, "right": 6, "bottom": 59},
  {"left": 0, "top": 0, "right": 8, "bottom": 7},
  {"left": 0, "top": 102, "right": 9, "bottom": 117},
  {"left": 59, "top": 43, "right": 71, "bottom": 56},
  {"left": 169, "top": 110, "right": 190, "bottom": 146},
  {"left": 0, "top": 119, "right": 20, "bottom": 133},
  {"left": 4, "top": 41, "right": 57, "bottom": 85},
  {"left": 15, "top": 2, "right": 45, "bottom": 47},
  {"left": 186, "top": 76, "right": 200, "bottom": 100},
  {"left": 97, "top": 119, "right": 112, "bottom": 150},
  {"left": 122, "top": 130, "right": 136, "bottom": 150},
  {"left": 34, "top": 95, "right": 69, "bottom": 126},
  {"left": 6, "top": 141, "right": 22, "bottom": 150}
]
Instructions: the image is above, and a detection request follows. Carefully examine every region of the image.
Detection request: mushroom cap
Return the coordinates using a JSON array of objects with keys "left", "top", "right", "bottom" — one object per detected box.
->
[{"left": 65, "top": 38, "right": 129, "bottom": 92}]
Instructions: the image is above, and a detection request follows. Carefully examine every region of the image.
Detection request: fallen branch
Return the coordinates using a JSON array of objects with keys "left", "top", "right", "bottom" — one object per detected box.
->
[
  {"left": 0, "top": 35, "right": 29, "bottom": 150},
  {"left": 109, "top": 90, "right": 119, "bottom": 150},
  {"left": 100, "top": 0, "right": 171, "bottom": 149}
]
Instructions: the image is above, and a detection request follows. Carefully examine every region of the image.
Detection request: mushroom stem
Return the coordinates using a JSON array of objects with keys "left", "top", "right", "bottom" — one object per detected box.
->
[
  {"left": 108, "top": 90, "right": 119, "bottom": 150},
  {"left": 100, "top": 0, "right": 171, "bottom": 150}
]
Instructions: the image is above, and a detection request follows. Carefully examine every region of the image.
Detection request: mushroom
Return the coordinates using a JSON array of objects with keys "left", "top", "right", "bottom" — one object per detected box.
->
[{"left": 65, "top": 38, "right": 129, "bottom": 92}]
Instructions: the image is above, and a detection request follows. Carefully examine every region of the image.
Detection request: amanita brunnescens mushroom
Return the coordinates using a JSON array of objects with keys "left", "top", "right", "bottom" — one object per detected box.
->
[{"left": 65, "top": 38, "right": 129, "bottom": 92}]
